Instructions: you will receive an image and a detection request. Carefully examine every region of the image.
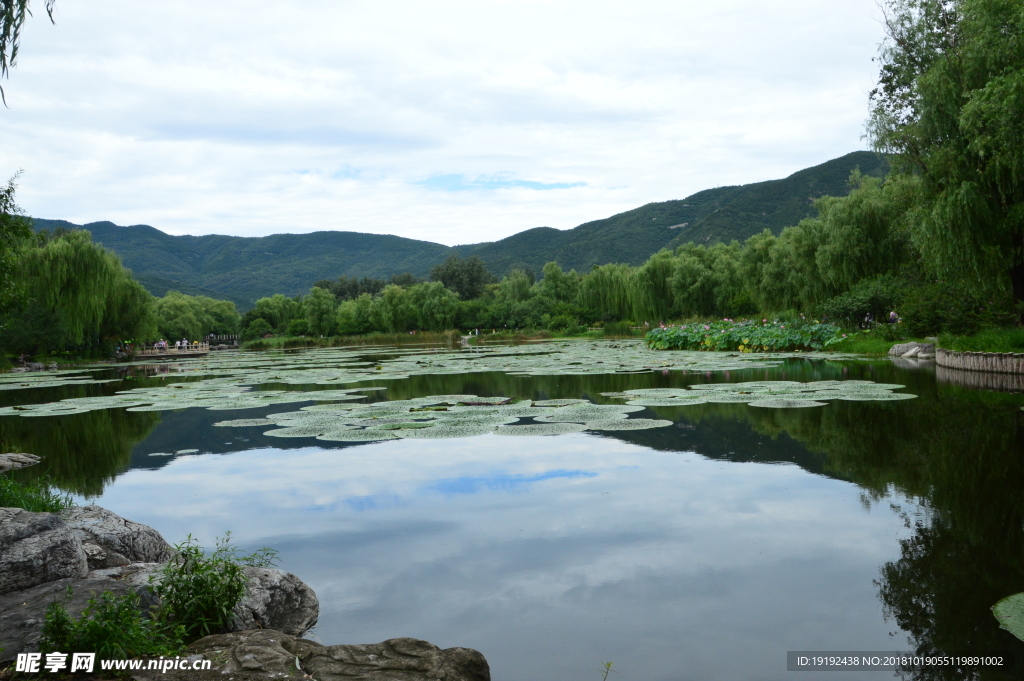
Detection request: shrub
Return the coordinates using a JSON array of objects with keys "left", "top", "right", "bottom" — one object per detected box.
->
[
  {"left": 818, "top": 274, "right": 904, "bottom": 326},
  {"left": 646, "top": 319, "right": 844, "bottom": 352},
  {"left": 602, "top": 321, "right": 636, "bottom": 337},
  {"left": 152, "top": 534, "right": 277, "bottom": 642},
  {"left": 40, "top": 587, "right": 184, "bottom": 660},
  {"left": 547, "top": 314, "right": 580, "bottom": 334},
  {"left": 286, "top": 318, "right": 309, "bottom": 336},
  {"left": 242, "top": 317, "right": 273, "bottom": 340},
  {"left": 0, "top": 473, "right": 73, "bottom": 512}
]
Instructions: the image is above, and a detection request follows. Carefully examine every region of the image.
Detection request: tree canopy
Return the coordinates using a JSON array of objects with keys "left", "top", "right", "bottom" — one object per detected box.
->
[{"left": 869, "top": 0, "right": 1024, "bottom": 305}]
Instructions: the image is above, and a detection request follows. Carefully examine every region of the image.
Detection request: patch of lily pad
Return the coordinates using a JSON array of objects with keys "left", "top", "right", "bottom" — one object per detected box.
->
[
  {"left": 604, "top": 380, "right": 915, "bottom": 409},
  {"left": 210, "top": 395, "right": 673, "bottom": 441}
]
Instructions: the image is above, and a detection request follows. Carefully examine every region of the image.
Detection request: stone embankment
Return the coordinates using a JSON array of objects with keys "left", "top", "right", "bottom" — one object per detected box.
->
[
  {"left": 0, "top": 496, "right": 489, "bottom": 680},
  {"left": 935, "top": 348, "right": 1024, "bottom": 374}
]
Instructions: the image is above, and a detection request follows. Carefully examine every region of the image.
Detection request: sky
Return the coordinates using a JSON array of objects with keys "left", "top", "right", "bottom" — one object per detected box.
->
[{"left": 2, "top": 0, "right": 888, "bottom": 246}]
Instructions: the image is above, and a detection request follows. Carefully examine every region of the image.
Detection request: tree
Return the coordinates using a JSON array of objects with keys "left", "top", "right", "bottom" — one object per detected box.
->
[
  {"left": 302, "top": 286, "right": 336, "bottom": 336},
  {"left": 868, "top": 0, "right": 1024, "bottom": 309},
  {"left": 1, "top": 0, "right": 55, "bottom": 104},
  {"left": 429, "top": 255, "right": 495, "bottom": 300},
  {"left": 0, "top": 172, "right": 31, "bottom": 313},
  {"left": 151, "top": 291, "right": 240, "bottom": 341},
  {"left": 2, "top": 229, "right": 156, "bottom": 354}
]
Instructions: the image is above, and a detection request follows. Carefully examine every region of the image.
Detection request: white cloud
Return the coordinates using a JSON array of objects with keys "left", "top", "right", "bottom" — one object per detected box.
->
[{"left": 2, "top": 0, "right": 885, "bottom": 245}]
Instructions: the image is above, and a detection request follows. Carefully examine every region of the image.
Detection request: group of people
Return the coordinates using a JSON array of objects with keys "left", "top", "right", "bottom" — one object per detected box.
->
[
  {"left": 152, "top": 338, "right": 200, "bottom": 352},
  {"left": 861, "top": 310, "right": 900, "bottom": 329}
]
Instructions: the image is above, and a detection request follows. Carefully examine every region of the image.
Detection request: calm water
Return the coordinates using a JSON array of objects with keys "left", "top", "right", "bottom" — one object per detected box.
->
[{"left": 3, "top": 344, "right": 1023, "bottom": 681}]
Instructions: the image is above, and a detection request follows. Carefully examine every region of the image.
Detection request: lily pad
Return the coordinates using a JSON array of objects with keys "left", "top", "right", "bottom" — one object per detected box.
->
[
  {"left": 585, "top": 419, "right": 673, "bottom": 431},
  {"left": 493, "top": 423, "right": 589, "bottom": 436},
  {"left": 992, "top": 592, "right": 1024, "bottom": 642},
  {"left": 747, "top": 399, "right": 828, "bottom": 409}
]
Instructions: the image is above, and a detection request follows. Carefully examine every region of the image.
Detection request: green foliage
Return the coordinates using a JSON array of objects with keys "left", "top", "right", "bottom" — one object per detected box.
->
[
  {"left": 0, "top": 229, "right": 157, "bottom": 356},
  {"left": 645, "top": 319, "right": 845, "bottom": 352},
  {"left": 151, "top": 290, "right": 240, "bottom": 341},
  {"left": 869, "top": 0, "right": 1024, "bottom": 305},
  {"left": 242, "top": 317, "right": 273, "bottom": 340},
  {"left": 40, "top": 587, "right": 184, "bottom": 660},
  {"left": 939, "top": 327, "right": 1024, "bottom": 353},
  {"left": 286, "top": 318, "right": 309, "bottom": 336},
  {"left": 152, "top": 534, "right": 276, "bottom": 642},
  {"left": 818, "top": 274, "right": 905, "bottom": 326},
  {"left": 0, "top": 473, "right": 72, "bottom": 512},
  {"left": 0, "top": 173, "right": 32, "bottom": 314},
  {"left": 900, "top": 281, "right": 1015, "bottom": 336},
  {"left": 303, "top": 286, "right": 336, "bottom": 336},
  {"left": 430, "top": 254, "right": 495, "bottom": 300},
  {"left": 546, "top": 314, "right": 580, "bottom": 334}
]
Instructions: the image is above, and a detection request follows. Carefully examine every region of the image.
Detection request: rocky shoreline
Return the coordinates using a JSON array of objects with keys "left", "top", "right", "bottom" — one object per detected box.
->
[{"left": 0, "top": 502, "right": 489, "bottom": 680}]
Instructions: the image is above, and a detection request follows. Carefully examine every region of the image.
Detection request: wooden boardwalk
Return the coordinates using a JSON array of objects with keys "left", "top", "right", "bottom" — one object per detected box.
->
[{"left": 135, "top": 342, "right": 211, "bottom": 358}]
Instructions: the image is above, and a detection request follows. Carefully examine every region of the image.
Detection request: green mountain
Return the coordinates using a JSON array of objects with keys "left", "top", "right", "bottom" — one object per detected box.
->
[{"left": 33, "top": 151, "right": 886, "bottom": 309}]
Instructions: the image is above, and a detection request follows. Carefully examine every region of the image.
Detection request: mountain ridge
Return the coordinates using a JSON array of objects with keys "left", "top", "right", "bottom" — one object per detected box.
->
[{"left": 33, "top": 151, "right": 887, "bottom": 309}]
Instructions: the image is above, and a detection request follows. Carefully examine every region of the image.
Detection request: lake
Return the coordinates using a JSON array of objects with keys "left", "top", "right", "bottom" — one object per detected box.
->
[{"left": 2, "top": 340, "right": 1022, "bottom": 681}]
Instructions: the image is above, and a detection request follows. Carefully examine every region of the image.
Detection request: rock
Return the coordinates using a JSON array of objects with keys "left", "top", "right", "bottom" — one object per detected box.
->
[
  {"left": 0, "top": 453, "right": 41, "bottom": 473},
  {"left": 888, "top": 341, "right": 935, "bottom": 357},
  {"left": 901, "top": 346, "right": 920, "bottom": 358},
  {"left": 59, "top": 505, "right": 175, "bottom": 570},
  {"left": 0, "top": 577, "right": 158, "bottom": 662},
  {"left": 87, "top": 562, "right": 164, "bottom": 588},
  {"left": 131, "top": 629, "right": 490, "bottom": 681},
  {"left": 233, "top": 567, "right": 319, "bottom": 637},
  {"left": 84, "top": 563, "right": 319, "bottom": 637},
  {"left": 0, "top": 508, "right": 88, "bottom": 595}
]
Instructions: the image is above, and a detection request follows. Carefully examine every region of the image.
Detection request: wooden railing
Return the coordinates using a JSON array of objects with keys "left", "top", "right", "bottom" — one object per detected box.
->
[{"left": 135, "top": 342, "right": 211, "bottom": 356}]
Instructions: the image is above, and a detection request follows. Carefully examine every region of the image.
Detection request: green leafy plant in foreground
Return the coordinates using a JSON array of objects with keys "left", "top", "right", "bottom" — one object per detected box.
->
[
  {"left": 152, "top": 533, "right": 278, "bottom": 642},
  {"left": 0, "top": 473, "right": 73, "bottom": 512},
  {"left": 645, "top": 319, "right": 845, "bottom": 352},
  {"left": 40, "top": 587, "right": 184, "bottom": 659},
  {"left": 992, "top": 592, "right": 1024, "bottom": 643},
  {"left": 600, "top": 661, "right": 616, "bottom": 680}
]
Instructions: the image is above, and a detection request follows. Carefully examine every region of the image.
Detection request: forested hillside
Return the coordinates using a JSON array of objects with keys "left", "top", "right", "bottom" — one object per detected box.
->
[{"left": 33, "top": 151, "right": 886, "bottom": 309}]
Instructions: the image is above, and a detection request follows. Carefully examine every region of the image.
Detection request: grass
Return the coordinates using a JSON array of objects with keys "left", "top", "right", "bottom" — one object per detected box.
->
[
  {"left": 0, "top": 474, "right": 74, "bottom": 512},
  {"left": 939, "top": 327, "right": 1024, "bottom": 353},
  {"left": 829, "top": 332, "right": 903, "bottom": 355}
]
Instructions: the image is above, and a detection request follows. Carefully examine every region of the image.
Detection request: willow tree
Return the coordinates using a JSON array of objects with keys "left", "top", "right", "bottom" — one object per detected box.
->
[
  {"left": 6, "top": 229, "right": 155, "bottom": 353},
  {"left": 302, "top": 286, "right": 337, "bottom": 336},
  {"left": 0, "top": 173, "right": 31, "bottom": 313},
  {"left": 869, "top": 0, "right": 1024, "bottom": 310},
  {"left": 578, "top": 263, "right": 634, "bottom": 322},
  {"left": 630, "top": 250, "right": 676, "bottom": 321},
  {"left": 1, "top": 0, "right": 55, "bottom": 104}
]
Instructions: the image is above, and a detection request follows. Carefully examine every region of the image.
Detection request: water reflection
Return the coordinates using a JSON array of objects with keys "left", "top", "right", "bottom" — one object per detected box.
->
[{"left": 1, "top": 353, "right": 1022, "bottom": 679}]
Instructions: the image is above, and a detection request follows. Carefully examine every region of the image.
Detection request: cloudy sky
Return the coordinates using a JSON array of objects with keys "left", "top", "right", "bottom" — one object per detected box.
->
[{"left": 3, "top": 0, "right": 886, "bottom": 246}]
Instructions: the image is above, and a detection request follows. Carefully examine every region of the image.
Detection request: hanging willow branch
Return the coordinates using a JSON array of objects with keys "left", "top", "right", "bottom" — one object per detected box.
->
[{"left": 0, "top": 0, "right": 55, "bottom": 105}]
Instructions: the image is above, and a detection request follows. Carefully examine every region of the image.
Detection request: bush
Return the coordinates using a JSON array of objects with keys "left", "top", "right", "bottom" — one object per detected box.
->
[
  {"left": 286, "top": 318, "right": 309, "bottom": 336},
  {"left": 242, "top": 318, "right": 273, "bottom": 340},
  {"left": 0, "top": 474, "right": 73, "bottom": 512},
  {"left": 818, "top": 274, "right": 904, "bottom": 326},
  {"left": 547, "top": 314, "right": 580, "bottom": 333},
  {"left": 602, "top": 321, "right": 637, "bottom": 337},
  {"left": 646, "top": 319, "right": 844, "bottom": 352},
  {"left": 152, "top": 534, "right": 277, "bottom": 642},
  {"left": 900, "top": 282, "right": 1016, "bottom": 336},
  {"left": 40, "top": 587, "right": 184, "bottom": 660}
]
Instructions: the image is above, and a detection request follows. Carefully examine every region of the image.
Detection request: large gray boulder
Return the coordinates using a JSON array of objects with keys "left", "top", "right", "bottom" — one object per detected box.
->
[
  {"left": 59, "top": 505, "right": 176, "bottom": 570},
  {"left": 889, "top": 341, "right": 935, "bottom": 358},
  {"left": 0, "top": 577, "right": 158, "bottom": 663},
  {"left": 85, "top": 563, "right": 319, "bottom": 637},
  {"left": 0, "top": 453, "right": 41, "bottom": 473},
  {"left": 131, "top": 629, "right": 490, "bottom": 681},
  {"left": 0, "top": 508, "right": 88, "bottom": 595},
  {"left": 233, "top": 567, "right": 319, "bottom": 637}
]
